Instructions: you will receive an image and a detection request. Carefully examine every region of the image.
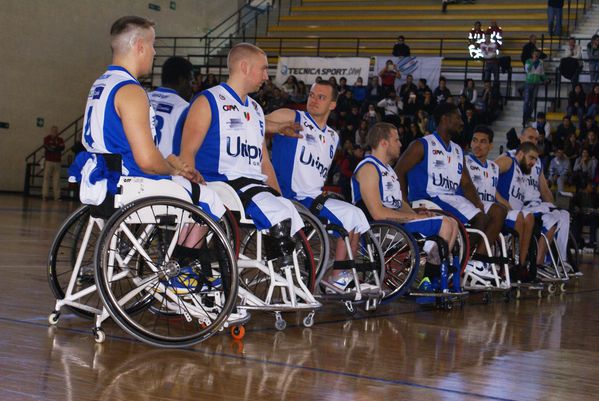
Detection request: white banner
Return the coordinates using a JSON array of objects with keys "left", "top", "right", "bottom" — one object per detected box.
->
[
  {"left": 373, "top": 56, "right": 443, "bottom": 92},
  {"left": 275, "top": 57, "right": 371, "bottom": 86}
]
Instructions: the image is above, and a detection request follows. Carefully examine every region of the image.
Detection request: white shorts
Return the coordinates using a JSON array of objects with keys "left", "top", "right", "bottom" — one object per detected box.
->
[
  {"left": 245, "top": 191, "right": 304, "bottom": 235},
  {"left": 428, "top": 194, "right": 481, "bottom": 224},
  {"left": 522, "top": 201, "right": 560, "bottom": 233},
  {"left": 172, "top": 176, "right": 226, "bottom": 221},
  {"left": 482, "top": 201, "right": 529, "bottom": 230},
  {"left": 300, "top": 197, "right": 370, "bottom": 235}
]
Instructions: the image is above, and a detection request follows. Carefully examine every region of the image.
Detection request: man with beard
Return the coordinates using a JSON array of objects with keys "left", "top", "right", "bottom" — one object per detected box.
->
[
  {"left": 495, "top": 127, "right": 573, "bottom": 275},
  {"left": 395, "top": 103, "right": 507, "bottom": 278}
]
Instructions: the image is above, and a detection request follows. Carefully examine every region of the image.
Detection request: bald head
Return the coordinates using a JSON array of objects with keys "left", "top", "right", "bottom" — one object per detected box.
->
[
  {"left": 227, "top": 43, "right": 266, "bottom": 73},
  {"left": 520, "top": 127, "right": 539, "bottom": 145},
  {"left": 110, "top": 16, "right": 155, "bottom": 55}
]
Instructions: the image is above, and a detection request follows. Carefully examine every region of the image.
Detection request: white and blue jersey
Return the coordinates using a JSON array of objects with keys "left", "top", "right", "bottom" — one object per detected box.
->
[
  {"left": 352, "top": 155, "right": 402, "bottom": 209},
  {"left": 272, "top": 111, "right": 368, "bottom": 235},
  {"left": 148, "top": 87, "right": 188, "bottom": 158},
  {"left": 352, "top": 155, "right": 442, "bottom": 237},
  {"left": 407, "top": 133, "right": 480, "bottom": 224},
  {"left": 497, "top": 154, "right": 526, "bottom": 211},
  {"left": 272, "top": 111, "right": 339, "bottom": 200},
  {"left": 194, "top": 83, "right": 266, "bottom": 182},
  {"left": 82, "top": 65, "right": 163, "bottom": 179},
  {"left": 407, "top": 132, "right": 464, "bottom": 201},
  {"left": 462, "top": 154, "right": 498, "bottom": 203},
  {"left": 507, "top": 149, "right": 542, "bottom": 205}
]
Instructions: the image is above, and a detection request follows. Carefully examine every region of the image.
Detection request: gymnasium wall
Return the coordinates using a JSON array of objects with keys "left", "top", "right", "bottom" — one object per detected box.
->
[{"left": 0, "top": 0, "right": 241, "bottom": 191}]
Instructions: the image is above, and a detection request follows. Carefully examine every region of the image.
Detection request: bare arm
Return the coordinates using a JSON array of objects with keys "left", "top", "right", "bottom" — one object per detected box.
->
[
  {"left": 265, "top": 108, "right": 302, "bottom": 138},
  {"left": 116, "top": 84, "right": 197, "bottom": 180},
  {"left": 356, "top": 164, "right": 419, "bottom": 222},
  {"left": 494, "top": 154, "right": 513, "bottom": 174},
  {"left": 394, "top": 140, "right": 424, "bottom": 205},
  {"left": 539, "top": 171, "right": 555, "bottom": 202},
  {"left": 495, "top": 192, "right": 511, "bottom": 210},
  {"left": 179, "top": 95, "right": 211, "bottom": 172},
  {"left": 460, "top": 157, "right": 485, "bottom": 211}
]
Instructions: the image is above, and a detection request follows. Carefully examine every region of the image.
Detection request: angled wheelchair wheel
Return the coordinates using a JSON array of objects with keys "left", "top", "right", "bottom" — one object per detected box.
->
[
  {"left": 94, "top": 197, "right": 238, "bottom": 348},
  {"left": 369, "top": 221, "right": 420, "bottom": 302},
  {"left": 424, "top": 209, "right": 470, "bottom": 274},
  {"left": 238, "top": 226, "right": 316, "bottom": 298},
  {"left": 293, "top": 203, "right": 330, "bottom": 279},
  {"left": 48, "top": 205, "right": 102, "bottom": 319},
  {"left": 355, "top": 230, "right": 386, "bottom": 291}
]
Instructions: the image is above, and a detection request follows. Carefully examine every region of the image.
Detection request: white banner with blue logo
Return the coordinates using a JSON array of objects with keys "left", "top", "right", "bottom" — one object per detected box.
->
[
  {"left": 373, "top": 56, "right": 443, "bottom": 92},
  {"left": 275, "top": 57, "right": 370, "bottom": 86}
]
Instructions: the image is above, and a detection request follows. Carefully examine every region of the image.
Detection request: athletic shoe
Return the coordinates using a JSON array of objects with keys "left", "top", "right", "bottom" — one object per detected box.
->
[
  {"left": 465, "top": 260, "right": 495, "bottom": 279},
  {"left": 164, "top": 267, "right": 222, "bottom": 294},
  {"left": 324, "top": 270, "right": 354, "bottom": 294},
  {"left": 76, "top": 264, "right": 95, "bottom": 285},
  {"left": 415, "top": 277, "right": 435, "bottom": 304}
]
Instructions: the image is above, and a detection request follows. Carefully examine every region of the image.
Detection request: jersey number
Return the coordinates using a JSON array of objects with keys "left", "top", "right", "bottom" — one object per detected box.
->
[{"left": 154, "top": 115, "right": 164, "bottom": 146}]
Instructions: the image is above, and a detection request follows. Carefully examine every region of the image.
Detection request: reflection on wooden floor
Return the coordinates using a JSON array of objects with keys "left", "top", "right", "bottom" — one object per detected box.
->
[{"left": 1, "top": 194, "right": 598, "bottom": 401}]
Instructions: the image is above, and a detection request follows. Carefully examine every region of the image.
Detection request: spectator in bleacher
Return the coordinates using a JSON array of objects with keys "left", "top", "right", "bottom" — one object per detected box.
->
[
  {"left": 460, "top": 78, "right": 478, "bottom": 104},
  {"left": 555, "top": 116, "right": 576, "bottom": 150},
  {"left": 315, "top": 76, "right": 323, "bottom": 83},
  {"left": 203, "top": 73, "right": 219, "bottom": 89},
  {"left": 416, "top": 109, "right": 431, "bottom": 135},
  {"left": 355, "top": 120, "right": 369, "bottom": 149},
  {"left": 338, "top": 77, "right": 349, "bottom": 97},
  {"left": 457, "top": 94, "right": 472, "bottom": 119},
  {"left": 336, "top": 90, "right": 356, "bottom": 119},
  {"left": 408, "top": 121, "right": 424, "bottom": 143},
  {"left": 520, "top": 34, "right": 547, "bottom": 66},
  {"left": 481, "top": 35, "right": 500, "bottom": 86},
  {"left": 523, "top": 51, "right": 546, "bottom": 126},
  {"left": 572, "top": 148, "right": 597, "bottom": 191},
  {"left": 290, "top": 80, "right": 308, "bottom": 103},
  {"left": 531, "top": 111, "right": 551, "bottom": 137},
  {"left": 42, "top": 125, "right": 64, "bottom": 201},
  {"left": 403, "top": 89, "right": 419, "bottom": 120},
  {"left": 377, "top": 90, "right": 403, "bottom": 127},
  {"left": 400, "top": 74, "right": 417, "bottom": 104},
  {"left": 486, "top": 20, "right": 503, "bottom": 48},
  {"left": 192, "top": 70, "right": 204, "bottom": 94},
  {"left": 392, "top": 35, "right": 411, "bottom": 57},
  {"left": 547, "top": 0, "right": 564, "bottom": 36},
  {"left": 566, "top": 84, "right": 586, "bottom": 129},
  {"left": 564, "top": 131, "right": 581, "bottom": 165},
  {"left": 561, "top": 37, "right": 583, "bottom": 87},
  {"left": 366, "top": 76, "right": 384, "bottom": 106},
  {"left": 462, "top": 107, "right": 478, "bottom": 148},
  {"left": 379, "top": 60, "right": 401, "bottom": 96},
  {"left": 583, "top": 130, "right": 599, "bottom": 159},
  {"left": 351, "top": 77, "right": 367, "bottom": 104},
  {"left": 549, "top": 148, "right": 571, "bottom": 192},
  {"left": 282, "top": 75, "right": 298, "bottom": 97},
  {"left": 345, "top": 105, "right": 362, "bottom": 130},
  {"left": 586, "top": 84, "right": 599, "bottom": 119},
  {"left": 363, "top": 103, "right": 382, "bottom": 127},
  {"left": 266, "top": 87, "right": 286, "bottom": 113},
  {"left": 468, "top": 21, "right": 484, "bottom": 47},
  {"left": 537, "top": 130, "right": 551, "bottom": 168},
  {"left": 433, "top": 76, "right": 451, "bottom": 104},
  {"left": 588, "top": 35, "right": 599, "bottom": 83},
  {"left": 480, "top": 80, "right": 498, "bottom": 123},
  {"left": 416, "top": 78, "right": 431, "bottom": 99},
  {"left": 580, "top": 116, "right": 599, "bottom": 142},
  {"left": 419, "top": 89, "right": 437, "bottom": 115}
]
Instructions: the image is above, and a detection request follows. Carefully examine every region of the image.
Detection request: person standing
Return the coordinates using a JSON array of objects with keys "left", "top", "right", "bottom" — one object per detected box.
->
[
  {"left": 392, "top": 35, "right": 411, "bottom": 57},
  {"left": 42, "top": 125, "right": 64, "bottom": 200},
  {"left": 523, "top": 51, "right": 546, "bottom": 127},
  {"left": 547, "top": 0, "right": 564, "bottom": 37}
]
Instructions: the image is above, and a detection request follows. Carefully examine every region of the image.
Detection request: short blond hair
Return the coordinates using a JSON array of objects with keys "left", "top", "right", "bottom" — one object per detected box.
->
[{"left": 227, "top": 43, "right": 266, "bottom": 72}]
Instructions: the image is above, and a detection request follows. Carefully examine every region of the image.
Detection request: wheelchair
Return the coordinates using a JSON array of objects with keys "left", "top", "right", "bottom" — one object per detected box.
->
[
  {"left": 48, "top": 155, "right": 240, "bottom": 348},
  {"left": 290, "top": 199, "right": 385, "bottom": 315},
  {"left": 531, "top": 214, "right": 571, "bottom": 295},
  {"left": 206, "top": 182, "right": 321, "bottom": 331}
]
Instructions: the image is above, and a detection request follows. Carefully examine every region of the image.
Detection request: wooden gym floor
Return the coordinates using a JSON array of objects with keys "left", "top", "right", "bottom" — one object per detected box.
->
[{"left": 1, "top": 193, "right": 598, "bottom": 401}]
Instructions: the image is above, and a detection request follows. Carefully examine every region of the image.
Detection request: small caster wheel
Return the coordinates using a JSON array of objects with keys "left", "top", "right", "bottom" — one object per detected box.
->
[
  {"left": 444, "top": 301, "right": 453, "bottom": 311},
  {"left": 559, "top": 282, "right": 567, "bottom": 293},
  {"left": 303, "top": 312, "right": 315, "bottom": 328},
  {"left": 344, "top": 301, "right": 356, "bottom": 316},
  {"left": 547, "top": 283, "right": 556, "bottom": 295},
  {"left": 48, "top": 311, "right": 60, "bottom": 325},
  {"left": 275, "top": 319, "right": 286, "bottom": 331},
  {"left": 92, "top": 328, "right": 105, "bottom": 344},
  {"left": 231, "top": 325, "right": 245, "bottom": 340},
  {"left": 482, "top": 293, "right": 491, "bottom": 304}
]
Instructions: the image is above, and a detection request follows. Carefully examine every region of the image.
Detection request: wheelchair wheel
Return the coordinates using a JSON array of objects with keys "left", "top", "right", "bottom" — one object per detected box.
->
[
  {"left": 220, "top": 208, "right": 241, "bottom": 259},
  {"left": 428, "top": 209, "right": 470, "bottom": 274},
  {"left": 94, "top": 197, "right": 238, "bottom": 348},
  {"left": 48, "top": 205, "right": 102, "bottom": 319},
  {"left": 293, "top": 203, "right": 330, "bottom": 278},
  {"left": 355, "top": 230, "right": 386, "bottom": 292},
  {"left": 238, "top": 226, "right": 316, "bottom": 297},
  {"left": 369, "top": 221, "right": 420, "bottom": 302}
]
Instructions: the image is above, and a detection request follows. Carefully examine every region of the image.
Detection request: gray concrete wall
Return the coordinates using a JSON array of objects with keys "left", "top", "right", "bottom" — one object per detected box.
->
[{"left": 0, "top": 0, "right": 239, "bottom": 191}]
